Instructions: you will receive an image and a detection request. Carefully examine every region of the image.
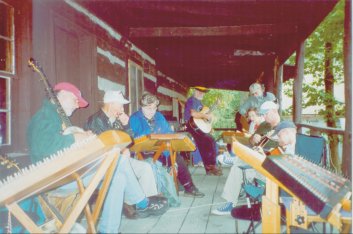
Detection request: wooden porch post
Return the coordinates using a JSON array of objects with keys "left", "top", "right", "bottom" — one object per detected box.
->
[
  {"left": 293, "top": 41, "right": 305, "bottom": 131},
  {"left": 274, "top": 57, "right": 283, "bottom": 115},
  {"left": 342, "top": 0, "right": 352, "bottom": 179}
]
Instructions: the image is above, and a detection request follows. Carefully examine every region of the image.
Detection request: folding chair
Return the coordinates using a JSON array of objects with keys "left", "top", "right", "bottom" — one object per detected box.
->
[
  {"left": 232, "top": 164, "right": 265, "bottom": 234},
  {"left": 295, "top": 133, "right": 326, "bottom": 166}
]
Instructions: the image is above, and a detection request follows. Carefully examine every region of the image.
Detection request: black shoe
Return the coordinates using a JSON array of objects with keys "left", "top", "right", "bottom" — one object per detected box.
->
[
  {"left": 148, "top": 195, "right": 168, "bottom": 206},
  {"left": 184, "top": 186, "right": 205, "bottom": 198},
  {"left": 136, "top": 197, "right": 169, "bottom": 218},
  {"left": 122, "top": 202, "right": 137, "bottom": 219},
  {"left": 178, "top": 182, "right": 185, "bottom": 192}
]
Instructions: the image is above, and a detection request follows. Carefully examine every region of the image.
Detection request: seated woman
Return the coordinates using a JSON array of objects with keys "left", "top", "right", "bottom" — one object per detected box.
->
[
  {"left": 247, "top": 107, "right": 265, "bottom": 135},
  {"left": 129, "top": 92, "right": 205, "bottom": 198}
]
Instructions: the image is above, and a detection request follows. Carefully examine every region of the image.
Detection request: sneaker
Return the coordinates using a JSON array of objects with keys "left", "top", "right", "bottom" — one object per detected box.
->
[
  {"left": 217, "top": 153, "right": 235, "bottom": 166},
  {"left": 136, "top": 197, "right": 169, "bottom": 218},
  {"left": 194, "top": 161, "right": 204, "bottom": 167},
  {"left": 184, "top": 186, "right": 205, "bottom": 198},
  {"left": 211, "top": 202, "right": 234, "bottom": 215}
]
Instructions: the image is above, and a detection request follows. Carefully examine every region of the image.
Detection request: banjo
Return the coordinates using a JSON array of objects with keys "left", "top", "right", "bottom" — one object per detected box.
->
[{"left": 28, "top": 58, "right": 84, "bottom": 135}]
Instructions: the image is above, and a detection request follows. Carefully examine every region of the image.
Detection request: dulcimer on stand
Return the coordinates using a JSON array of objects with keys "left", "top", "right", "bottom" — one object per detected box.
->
[
  {"left": 130, "top": 133, "right": 196, "bottom": 191},
  {"left": 131, "top": 133, "right": 196, "bottom": 156},
  {"left": 0, "top": 130, "right": 131, "bottom": 233},
  {"left": 232, "top": 139, "right": 351, "bottom": 232}
]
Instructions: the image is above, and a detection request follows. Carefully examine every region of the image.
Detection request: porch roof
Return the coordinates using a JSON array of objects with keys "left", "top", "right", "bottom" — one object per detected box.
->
[{"left": 78, "top": 0, "right": 338, "bottom": 91}]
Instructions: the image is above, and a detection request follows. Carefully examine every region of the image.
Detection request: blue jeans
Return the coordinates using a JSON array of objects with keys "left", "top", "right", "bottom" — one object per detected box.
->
[{"left": 54, "top": 154, "right": 146, "bottom": 233}]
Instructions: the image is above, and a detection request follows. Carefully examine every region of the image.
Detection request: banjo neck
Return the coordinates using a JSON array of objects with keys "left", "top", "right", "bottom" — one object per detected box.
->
[{"left": 28, "top": 58, "right": 72, "bottom": 129}]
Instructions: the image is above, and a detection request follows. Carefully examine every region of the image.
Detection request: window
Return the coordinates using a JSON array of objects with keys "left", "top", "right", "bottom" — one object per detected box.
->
[
  {"left": 0, "top": 1, "right": 14, "bottom": 73},
  {"left": 0, "top": 76, "right": 10, "bottom": 145},
  {"left": 0, "top": 1, "right": 13, "bottom": 145},
  {"left": 128, "top": 61, "right": 144, "bottom": 114}
]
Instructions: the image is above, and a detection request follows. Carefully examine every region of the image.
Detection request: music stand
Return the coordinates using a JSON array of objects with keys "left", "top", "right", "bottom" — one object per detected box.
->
[{"left": 130, "top": 133, "right": 196, "bottom": 191}]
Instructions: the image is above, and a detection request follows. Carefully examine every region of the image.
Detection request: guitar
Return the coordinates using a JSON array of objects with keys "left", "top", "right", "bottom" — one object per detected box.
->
[
  {"left": 187, "top": 98, "right": 220, "bottom": 134},
  {"left": 28, "top": 58, "right": 84, "bottom": 135}
]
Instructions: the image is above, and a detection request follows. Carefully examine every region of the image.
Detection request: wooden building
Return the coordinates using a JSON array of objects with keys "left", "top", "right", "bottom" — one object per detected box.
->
[
  {"left": 1, "top": 0, "right": 347, "bottom": 158},
  {"left": 0, "top": 0, "right": 351, "bottom": 233}
]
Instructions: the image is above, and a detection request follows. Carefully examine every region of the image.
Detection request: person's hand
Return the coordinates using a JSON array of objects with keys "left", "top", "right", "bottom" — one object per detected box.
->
[
  {"left": 121, "top": 148, "right": 130, "bottom": 157},
  {"left": 251, "top": 133, "right": 262, "bottom": 145},
  {"left": 118, "top": 112, "right": 130, "bottom": 126},
  {"left": 73, "top": 130, "right": 93, "bottom": 143},
  {"left": 204, "top": 113, "right": 213, "bottom": 121}
]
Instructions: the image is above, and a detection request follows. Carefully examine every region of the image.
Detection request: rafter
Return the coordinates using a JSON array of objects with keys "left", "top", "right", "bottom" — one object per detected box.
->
[{"left": 129, "top": 24, "right": 297, "bottom": 38}]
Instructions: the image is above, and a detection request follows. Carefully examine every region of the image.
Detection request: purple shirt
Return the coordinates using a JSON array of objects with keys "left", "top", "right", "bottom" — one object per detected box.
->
[{"left": 184, "top": 96, "right": 203, "bottom": 122}]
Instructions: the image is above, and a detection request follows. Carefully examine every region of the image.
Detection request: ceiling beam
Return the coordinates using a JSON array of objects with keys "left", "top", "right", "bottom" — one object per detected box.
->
[{"left": 129, "top": 24, "right": 297, "bottom": 38}]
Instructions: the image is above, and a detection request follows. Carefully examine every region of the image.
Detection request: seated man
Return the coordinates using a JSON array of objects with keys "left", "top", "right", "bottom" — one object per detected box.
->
[
  {"left": 235, "top": 82, "right": 276, "bottom": 131},
  {"left": 212, "top": 103, "right": 295, "bottom": 216},
  {"left": 85, "top": 90, "right": 159, "bottom": 198},
  {"left": 27, "top": 82, "right": 167, "bottom": 233},
  {"left": 249, "top": 101, "right": 281, "bottom": 149},
  {"left": 129, "top": 92, "right": 205, "bottom": 197}
]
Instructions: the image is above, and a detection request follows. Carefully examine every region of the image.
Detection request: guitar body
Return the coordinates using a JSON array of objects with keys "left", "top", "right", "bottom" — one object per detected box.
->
[
  {"left": 187, "top": 117, "right": 212, "bottom": 134},
  {"left": 186, "top": 106, "right": 213, "bottom": 134}
]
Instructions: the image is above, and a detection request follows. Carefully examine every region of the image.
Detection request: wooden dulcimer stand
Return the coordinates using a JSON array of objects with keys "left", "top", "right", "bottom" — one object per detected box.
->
[
  {"left": 130, "top": 133, "right": 196, "bottom": 191},
  {"left": 0, "top": 130, "right": 131, "bottom": 233},
  {"left": 222, "top": 131, "right": 251, "bottom": 146},
  {"left": 231, "top": 139, "right": 352, "bottom": 233}
]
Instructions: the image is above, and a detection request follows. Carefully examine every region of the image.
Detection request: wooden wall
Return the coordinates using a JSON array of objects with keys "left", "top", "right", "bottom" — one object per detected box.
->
[{"left": 1, "top": 0, "right": 187, "bottom": 156}]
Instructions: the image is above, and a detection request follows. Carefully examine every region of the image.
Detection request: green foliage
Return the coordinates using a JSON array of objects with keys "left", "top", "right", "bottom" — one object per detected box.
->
[
  {"left": 187, "top": 88, "right": 247, "bottom": 138},
  {"left": 283, "top": 0, "right": 345, "bottom": 120}
]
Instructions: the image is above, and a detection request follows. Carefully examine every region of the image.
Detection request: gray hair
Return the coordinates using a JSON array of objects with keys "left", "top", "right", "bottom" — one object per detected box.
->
[
  {"left": 140, "top": 92, "right": 160, "bottom": 107},
  {"left": 249, "top": 83, "right": 264, "bottom": 93}
]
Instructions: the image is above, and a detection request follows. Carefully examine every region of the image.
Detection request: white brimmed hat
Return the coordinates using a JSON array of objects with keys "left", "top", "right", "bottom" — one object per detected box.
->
[
  {"left": 103, "top": 91, "right": 130, "bottom": 104},
  {"left": 258, "top": 101, "right": 278, "bottom": 115}
]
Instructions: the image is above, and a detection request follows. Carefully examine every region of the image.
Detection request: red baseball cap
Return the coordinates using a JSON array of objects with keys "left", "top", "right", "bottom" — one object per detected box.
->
[{"left": 54, "top": 82, "right": 88, "bottom": 108}]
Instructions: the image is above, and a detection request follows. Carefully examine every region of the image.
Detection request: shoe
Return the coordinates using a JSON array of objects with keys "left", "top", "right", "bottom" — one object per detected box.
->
[
  {"left": 178, "top": 183, "right": 185, "bottom": 192},
  {"left": 217, "top": 153, "right": 235, "bottom": 166},
  {"left": 211, "top": 202, "right": 234, "bottom": 215},
  {"left": 136, "top": 197, "right": 169, "bottom": 218},
  {"left": 122, "top": 202, "right": 137, "bottom": 219},
  {"left": 184, "top": 186, "right": 205, "bottom": 198},
  {"left": 148, "top": 195, "right": 168, "bottom": 206},
  {"left": 205, "top": 165, "right": 223, "bottom": 176},
  {"left": 194, "top": 161, "right": 204, "bottom": 167}
]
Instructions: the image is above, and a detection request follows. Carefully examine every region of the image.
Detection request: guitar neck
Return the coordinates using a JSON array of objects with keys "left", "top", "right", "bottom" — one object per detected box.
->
[{"left": 206, "top": 98, "right": 220, "bottom": 113}]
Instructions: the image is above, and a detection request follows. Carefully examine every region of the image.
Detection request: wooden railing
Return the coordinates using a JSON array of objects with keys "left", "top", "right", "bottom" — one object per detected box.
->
[{"left": 295, "top": 122, "right": 345, "bottom": 136}]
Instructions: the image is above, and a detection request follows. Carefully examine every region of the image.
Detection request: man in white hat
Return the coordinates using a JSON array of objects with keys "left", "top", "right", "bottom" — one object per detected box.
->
[
  {"left": 85, "top": 90, "right": 168, "bottom": 222},
  {"left": 249, "top": 100, "right": 281, "bottom": 147}
]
